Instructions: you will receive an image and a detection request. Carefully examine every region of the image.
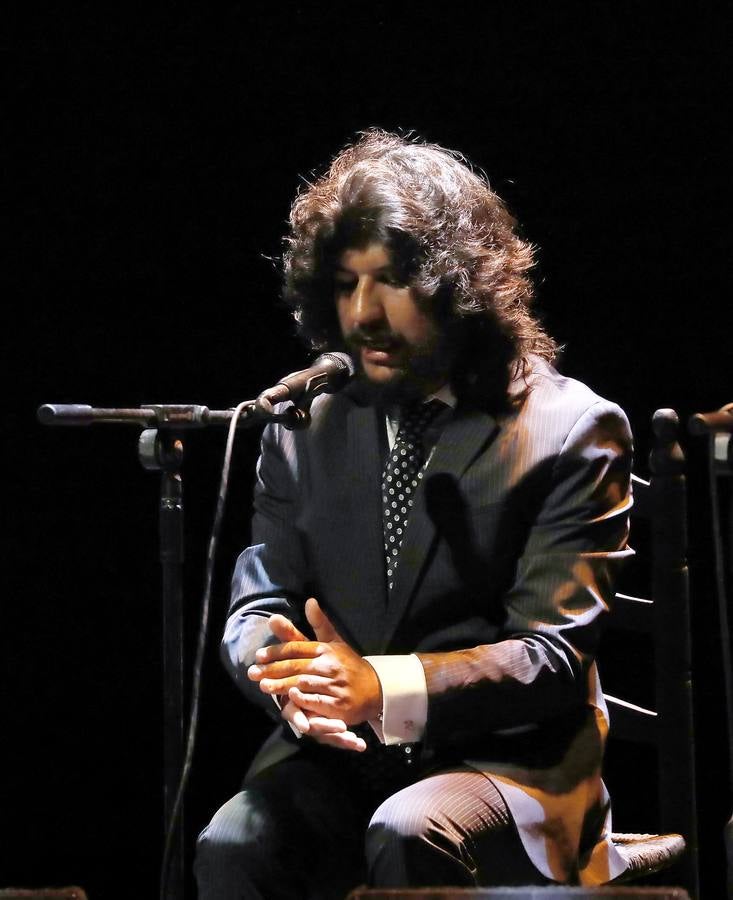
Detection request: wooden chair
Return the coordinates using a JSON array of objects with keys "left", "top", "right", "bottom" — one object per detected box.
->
[{"left": 602, "top": 409, "right": 699, "bottom": 896}]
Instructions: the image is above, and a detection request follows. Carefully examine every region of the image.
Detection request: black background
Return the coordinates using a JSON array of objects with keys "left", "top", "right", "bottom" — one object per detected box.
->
[{"left": 5, "top": 4, "right": 732, "bottom": 897}]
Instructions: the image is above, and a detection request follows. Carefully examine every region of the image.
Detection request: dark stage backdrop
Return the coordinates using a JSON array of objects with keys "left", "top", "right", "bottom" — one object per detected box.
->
[{"left": 5, "top": 5, "right": 731, "bottom": 898}]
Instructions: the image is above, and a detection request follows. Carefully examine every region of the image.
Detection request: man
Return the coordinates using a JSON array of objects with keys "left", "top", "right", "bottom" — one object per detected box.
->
[{"left": 195, "top": 130, "right": 633, "bottom": 897}]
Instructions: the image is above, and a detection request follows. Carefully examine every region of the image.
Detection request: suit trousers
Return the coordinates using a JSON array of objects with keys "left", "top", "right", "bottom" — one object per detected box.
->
[{"left": 194, "top": 745, "right": 550, "bottom": 899}]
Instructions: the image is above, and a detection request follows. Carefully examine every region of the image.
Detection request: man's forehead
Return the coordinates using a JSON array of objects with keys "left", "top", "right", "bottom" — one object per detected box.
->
[{"left": 336, "top": 243, "right": 393, "bottom": 273}]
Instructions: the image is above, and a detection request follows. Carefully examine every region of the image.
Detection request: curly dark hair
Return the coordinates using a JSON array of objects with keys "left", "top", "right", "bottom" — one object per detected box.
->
[{"left": 282, "top": 130, "right": 557, "bottom": 410}]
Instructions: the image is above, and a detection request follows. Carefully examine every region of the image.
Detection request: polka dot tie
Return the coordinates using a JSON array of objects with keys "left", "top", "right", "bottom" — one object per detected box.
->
[{"left": 382, "top": 401, "right": 442, "bottom": 592}]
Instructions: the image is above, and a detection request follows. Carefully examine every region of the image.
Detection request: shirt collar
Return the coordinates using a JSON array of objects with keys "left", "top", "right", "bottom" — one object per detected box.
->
[
  {"left": 384, "top": 384, "right": 456, "bottom": 440},
  {"left": 427, "top": 383, "right": 457, "bottom": 409}
]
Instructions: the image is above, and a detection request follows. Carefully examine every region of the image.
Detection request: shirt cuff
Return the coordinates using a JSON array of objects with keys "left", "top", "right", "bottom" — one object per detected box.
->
[{"left": 364, "top": 654, "right": 428, "bottom": 745}]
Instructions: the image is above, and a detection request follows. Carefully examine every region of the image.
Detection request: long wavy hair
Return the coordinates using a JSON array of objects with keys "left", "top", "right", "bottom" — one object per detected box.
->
[{"left": 282, "top": 130, "right": 557, "bottom": 411}]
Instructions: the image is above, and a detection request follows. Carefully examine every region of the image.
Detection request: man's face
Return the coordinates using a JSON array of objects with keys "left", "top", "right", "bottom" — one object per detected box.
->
[{"left": 334, "top": 243, "right": 452, "bottom": 401}]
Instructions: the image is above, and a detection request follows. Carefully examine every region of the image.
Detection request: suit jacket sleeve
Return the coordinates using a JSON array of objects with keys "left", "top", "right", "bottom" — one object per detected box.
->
[
  {"left": 221, "top": 418, "right": 308, "bottom": 716},
  {"left": 417, "top": 399, "right": 633, "bottom": 746}
]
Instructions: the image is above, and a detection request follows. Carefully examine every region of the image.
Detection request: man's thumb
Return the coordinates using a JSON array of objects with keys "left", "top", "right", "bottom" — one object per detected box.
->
[
  {"left": 269, "top": 614, "right": 306, "bottom": 643},
  {"left": 305, "top": 597, "right": 343, "bottom": 643}
]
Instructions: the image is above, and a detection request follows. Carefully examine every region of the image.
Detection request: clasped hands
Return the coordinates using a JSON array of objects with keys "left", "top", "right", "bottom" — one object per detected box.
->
[{"left": 247, "top": 597, "right": 382, "bottom": 752}]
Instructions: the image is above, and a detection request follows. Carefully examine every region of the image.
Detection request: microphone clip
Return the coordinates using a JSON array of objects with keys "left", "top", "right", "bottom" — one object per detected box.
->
[{"left": 253, "top": 394, "right": 313, "bottom": 431}]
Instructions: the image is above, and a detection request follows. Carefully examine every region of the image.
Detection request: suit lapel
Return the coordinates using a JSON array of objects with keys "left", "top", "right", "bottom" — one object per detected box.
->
[{"left": 379, "top": 406, "right": 499, "bottom": 652}]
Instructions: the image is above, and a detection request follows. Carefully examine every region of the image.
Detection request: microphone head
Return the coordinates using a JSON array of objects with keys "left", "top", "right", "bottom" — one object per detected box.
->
[
  {"left": 317, "top": 351, "right": 355, "bottom": 379},
  {"left": 259, "top": 351, "right": 356, "bottom": 410}
]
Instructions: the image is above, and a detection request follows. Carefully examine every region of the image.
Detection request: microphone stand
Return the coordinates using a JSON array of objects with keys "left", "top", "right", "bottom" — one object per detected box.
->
[{"left": 37, "top": 399, "right": 313, "bottom": 900}]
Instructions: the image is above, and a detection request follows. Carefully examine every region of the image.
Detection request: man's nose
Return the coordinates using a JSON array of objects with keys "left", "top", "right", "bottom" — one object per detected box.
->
[{"left": 351, "top": 276, "right": 385, "bottom": 326}]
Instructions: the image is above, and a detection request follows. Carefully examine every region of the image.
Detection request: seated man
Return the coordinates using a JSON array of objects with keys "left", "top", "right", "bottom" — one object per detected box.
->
[{"left": 195, "top": 129, "right": 633, "bottom": 898}]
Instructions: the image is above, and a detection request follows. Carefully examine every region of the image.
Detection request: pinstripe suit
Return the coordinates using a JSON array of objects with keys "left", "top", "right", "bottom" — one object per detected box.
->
[{"left": 219, "top": 355, "right": 633, "bottom": 886}]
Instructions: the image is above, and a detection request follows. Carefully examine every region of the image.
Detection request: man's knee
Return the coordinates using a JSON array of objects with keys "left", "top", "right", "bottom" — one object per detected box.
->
[
  {"left": 365, "top": 784, "right": 471, "bottom": 885},
  {"left": 366, "top": 789, "right": 435, "bottom": 846},
  {"left": 364, "top": 771, "right": 512, "bottom": 887},
  {"left": 195, "top": 790, "right": 273, "bottom": 890}
]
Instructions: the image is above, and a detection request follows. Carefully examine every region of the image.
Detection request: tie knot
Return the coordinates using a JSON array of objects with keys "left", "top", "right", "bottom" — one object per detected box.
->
[{"left": 398, "top": 398, "right": 443, "bottom": 435}]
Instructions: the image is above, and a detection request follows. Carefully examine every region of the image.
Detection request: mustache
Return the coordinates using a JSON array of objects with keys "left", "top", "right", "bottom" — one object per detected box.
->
[{"left": 345, "top": 330, "right": 402, "bottom": 350}]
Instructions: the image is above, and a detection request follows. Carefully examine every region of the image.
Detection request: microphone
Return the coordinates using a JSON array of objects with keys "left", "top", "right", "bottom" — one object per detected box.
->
[{"left": 255, "top": 352, "right": 355, "bottom": 409}]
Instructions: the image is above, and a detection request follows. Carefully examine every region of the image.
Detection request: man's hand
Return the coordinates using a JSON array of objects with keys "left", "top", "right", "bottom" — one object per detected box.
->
[
  {"left": 250, "top": 610, "right": 367, "bottom": 751},
  {"left": 248, "top": 598, "right": 382, "bottom": 733},
  {"left": 279, "top": 699, "right": 367, "bottom": 752}
]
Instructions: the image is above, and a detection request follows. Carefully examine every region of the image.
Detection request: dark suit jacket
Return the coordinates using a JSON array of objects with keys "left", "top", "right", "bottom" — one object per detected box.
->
[{"left": 222, "top": 356, "right": 633, "bottom": 884}]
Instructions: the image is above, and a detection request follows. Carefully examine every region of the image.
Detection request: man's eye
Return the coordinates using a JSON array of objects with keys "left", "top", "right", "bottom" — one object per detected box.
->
[
  {"left": 334, "top": 278, "right": 356, "bottom": 293},
  {"left": 379, "top": 274, "right": 405, "bottom": 287}
]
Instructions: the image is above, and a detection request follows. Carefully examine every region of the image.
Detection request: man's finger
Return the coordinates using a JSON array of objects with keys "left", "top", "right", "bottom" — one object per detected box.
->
[
  {"left": 305, "top": 597, "right": 344, "bottom": 644},
  {"left": 255, "top": 640, "right": 324, "bottom": 664},
  {"left": 280, "top": 700, "right": 351, "bottom": 740},
  {"left": 268, "top": 614, "right": 307, "bottom": 643},
  {"left": 248, "top": 658, "right": 328, "bottom": 683},
  {"left": 288, "top": 685, "right": 339, "bottom": 715},
  {"left": 290, "top": 673, "right": 335, "bottom": 694},
  {"left": 316, "top": 731, "right": 366, "bottom": 752},
  {"left": 304, "top": 714, "right": 348, "bottom": 735},
  {"left": 258, "top": 674, "right": 335, "bottom": 695},
  {"left": 257, "top": 675, "right": 300, "bottom": 694},
  {"left": 280, "top": 699, "right": 311, "bottom": 734}
]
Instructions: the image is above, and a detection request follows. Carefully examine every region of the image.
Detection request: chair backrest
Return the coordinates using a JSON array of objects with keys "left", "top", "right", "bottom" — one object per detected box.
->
[{"left": 602, "top": 409, "right": 699, "bottom": 896}]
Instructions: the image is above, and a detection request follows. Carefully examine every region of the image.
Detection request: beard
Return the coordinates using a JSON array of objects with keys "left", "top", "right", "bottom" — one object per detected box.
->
[{"left": 342, "top": 328, "right": 455, "bottom": 406}]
